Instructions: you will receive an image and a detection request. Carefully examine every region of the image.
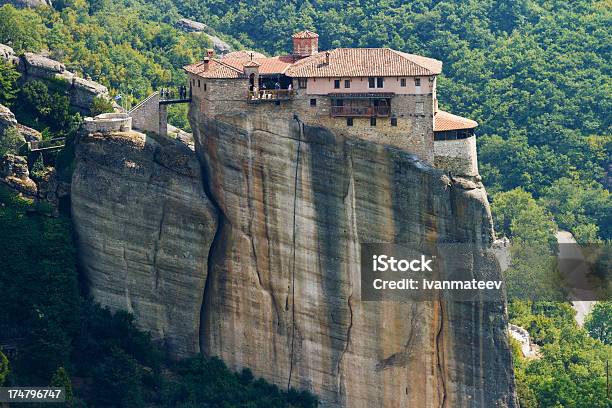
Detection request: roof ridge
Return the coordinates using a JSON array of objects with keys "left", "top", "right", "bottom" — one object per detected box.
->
[
  {"left": 388, "top": 49, "right": 435, "bottom": 75},
  {"left": 214, "top": 58, "right": 244, "bottom": 73}
]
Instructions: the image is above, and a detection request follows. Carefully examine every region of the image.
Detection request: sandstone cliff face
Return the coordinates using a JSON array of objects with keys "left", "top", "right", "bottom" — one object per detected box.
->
[
  {"left": 71, "top": 108, "right": 517, "bottom": 406},
  {"left": 190, "top": 109, "right": 517, "bottom": 407},
  {"left": 71, "top": 131, "right": 217, "bottom": 356}
]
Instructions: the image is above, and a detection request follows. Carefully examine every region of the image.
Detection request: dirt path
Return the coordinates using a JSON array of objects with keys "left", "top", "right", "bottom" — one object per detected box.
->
[{"left": 556, "top": 230, "right": 596, "bottom": 326}]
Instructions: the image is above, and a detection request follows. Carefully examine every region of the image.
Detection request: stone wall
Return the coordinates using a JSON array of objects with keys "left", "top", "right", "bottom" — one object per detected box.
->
[
  {"left": 83, "top": 113, "right": 132, "bottom": 133},
  {"left": 188, "top": 74, "right": 434, "bottom": 163},
  {"left": 129, "top": 92, "right": 161, "bottom": 134},
  {"left": 434, "top": 136, "right": 478, "bottom": 176}
]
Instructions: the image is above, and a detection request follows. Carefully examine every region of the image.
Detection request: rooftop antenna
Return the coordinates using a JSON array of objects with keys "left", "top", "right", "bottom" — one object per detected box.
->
[{"left": 250, "top": 52, "right": 254, "bottom": 61}]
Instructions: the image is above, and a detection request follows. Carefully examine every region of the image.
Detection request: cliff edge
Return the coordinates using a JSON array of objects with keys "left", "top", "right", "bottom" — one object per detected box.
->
[
  {"left": 71, "top": 130, "right": 217, "bottom": 356},
  {"left": 71, "top": 110, "right": 517, "bottom": 407}
]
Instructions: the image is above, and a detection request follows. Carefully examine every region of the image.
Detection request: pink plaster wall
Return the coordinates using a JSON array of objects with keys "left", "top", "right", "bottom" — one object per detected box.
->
[{"left": 303, "top": 75, "right": 436, "bottom": 95}]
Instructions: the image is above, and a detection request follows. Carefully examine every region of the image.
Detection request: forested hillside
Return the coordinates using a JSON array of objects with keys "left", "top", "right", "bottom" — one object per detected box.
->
[
  {"left": 2, "top": 0, "right": 609, "bottom": 242},
  {"left": 0, "top": 0, "right": 610, "bottom": 406},
  {"left": 0, "top": 0, "right": 217, "bottom": 106},
  {"left": 169, "top": 0, "right": 611, "bottom": 243}
]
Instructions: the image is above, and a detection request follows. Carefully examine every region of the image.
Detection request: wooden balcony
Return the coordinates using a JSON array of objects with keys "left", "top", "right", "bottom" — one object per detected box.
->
[
  {"left": 248, "top": 89, "right": 295, "bottom": 102},
  {"left": 330, "top": 106, "right": 390, "bottom": 117}
]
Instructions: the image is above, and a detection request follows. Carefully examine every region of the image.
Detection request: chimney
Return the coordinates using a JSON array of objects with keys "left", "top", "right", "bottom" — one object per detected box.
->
[
  {"left": 206, "top": 48, "right": 214, "bottom": 58},
  {"left": 292, "top": 30, "right": 319, "bottom": 57},
  {"left": 325, "top": 51, "right": 330, "bottom": 64}
]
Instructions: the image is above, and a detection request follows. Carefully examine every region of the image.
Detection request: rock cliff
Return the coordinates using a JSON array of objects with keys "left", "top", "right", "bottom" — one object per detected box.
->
[
  {"left": 71, "top": 130, "right": 217, "bottom": 356},
  {"left": 0, "top": 45, "right": 110, "bottom": 113},
  {"left": 71, "top": 110, "right": 517, "bottom": 406},
  {"left": 189, "top": 110, "right": 517, "bottom": 407}
]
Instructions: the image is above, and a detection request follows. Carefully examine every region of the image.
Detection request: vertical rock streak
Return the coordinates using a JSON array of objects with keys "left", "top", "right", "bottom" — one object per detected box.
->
[{"left": 287, "top": 117, "right": 303, "bottom": 390}]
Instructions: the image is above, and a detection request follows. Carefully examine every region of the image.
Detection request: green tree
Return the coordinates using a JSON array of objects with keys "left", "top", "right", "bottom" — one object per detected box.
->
[
  {"left": 0, "top": 5, "right": 44, "bottom": 52},
  {"left": 0, "top": 350, "right": 9, "bottom": 386},
  {"left": 90, "top": 347, "right": 144, "bottom": 408},
  {"left": 0, "top": 127, "right": 24, "bottom": 156},
  {"left": 492, "top": 188, "right": 557, "bottom": 248},
  {"left": 0, "top": 59, "right": 20, "bottom": 105},
  {"left": 50, "top": 367, "right": 74, "bottom": 403},
  {"left": 90, "top": 96, "right": 114, "bottom": 116},
  {"left": 541, "top": 177, "right": 611, "bottom": 242},
  {"left": 585, "top": 302, "right": 611, "bottom": 345}
]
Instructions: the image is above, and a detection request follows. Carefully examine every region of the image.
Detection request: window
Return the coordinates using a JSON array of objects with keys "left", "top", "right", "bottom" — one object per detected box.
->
[
  {"left": 198, "top": 79, "right": 201, "bottom": 88},
  {"left": 368, "top": 77, "right": 376, "bottom": 88},
  {"left": 332, "top": 99, "right": 344, "bottom": 106},
  {"left": 376, "top": 77, "right": 384, "bottom": 88},
  {"left": 204, "top": 83, "right": 207, "bottom": 91},
  {"left": 347, "top": 117, "right": 353, "bottom": 126},
  {"left": 310, "top": 98, "right": 317, "bottom": 107},
  {"left": 298, "top": 78, "right": 307, "bottom": 88},
  {"left": 400, "top": 78, "right": 406, "bottom": 87},
  {"left": 414, "top": 78, "right": 421, "bottom": 87},
  {"left": 415, "top": 101, "right": 424, "bottom": 114},
  {"left": 344, "top": 79, "right": 351, "bottom": 88},
  {"left": 391, "top": 117, "right": 398, "bottom": 126},
  {"left": 334, "top": 79, "right": 341, "bottom": 89},
  {"left": 370, "top": 117, "right": 377, "bottom": 126}
]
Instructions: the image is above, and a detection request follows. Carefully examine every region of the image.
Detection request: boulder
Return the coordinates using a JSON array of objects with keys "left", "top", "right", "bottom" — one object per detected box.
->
[
  {"left": 0, "top": 43, "right": 19, "bottom": 65},
  {"left": 174, "top": 18, "right": 232, "bottom": 55},
  {"left": 0, "top": 154, "right": 37, "bottom": 196},
  {"left": 0, "top": 0, "right": 51, "bottom": 8},
  {"left": 0, "top": 104, "right": 18, "bottom": 132},
  {"left": 71, "top": 130, "right": 218, "bottom": 357},
  {"left": 175, "top": 18, "right": 208, "bottom": 33},
  {"left": 22, "top": 52, "right": 65, "bottom": 77}
]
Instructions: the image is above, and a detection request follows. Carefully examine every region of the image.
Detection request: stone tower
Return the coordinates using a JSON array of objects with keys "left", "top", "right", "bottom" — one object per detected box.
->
[{"left": 292, "top": 30, "right": 319, "bottom": 57}]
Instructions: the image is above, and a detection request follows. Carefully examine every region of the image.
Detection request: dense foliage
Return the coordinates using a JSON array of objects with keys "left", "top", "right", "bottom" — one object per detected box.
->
[
  {"left": 0, "top": 1, "right": 213, "bottom": 108},
  {"left": 584, "top": 302, "right": 611, "bottom": 345},
  {"left": 0, "top": 187, "right": 317, "bottom": 407},
  {"left": 492, "top": 184, "right": 611, "bottom": 407},
  {"left": 15, "top": 79, "right": 83, "bottom": 139},
  {"left": 509, "top": 301, "right": 611, "bottom": 408}
]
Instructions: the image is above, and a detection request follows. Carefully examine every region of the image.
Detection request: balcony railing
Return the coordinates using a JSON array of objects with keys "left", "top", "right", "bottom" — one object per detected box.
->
[
  {"left": 248, "top": 89, "right": 295, "bottom": 102},
  {"left": 330, "top": 106, "right": 390, "bottom": 117}
]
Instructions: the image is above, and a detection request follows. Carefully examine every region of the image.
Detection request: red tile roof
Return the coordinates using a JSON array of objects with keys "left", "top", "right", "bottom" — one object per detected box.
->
[
  {"left": 222, "top": 55, "right": 296, "bottom": 75},
  {"left": 243, "top": 60, "right": 261, "bottom": 67},
  {"left": 292, "top": 30, "right": 319, "bottom": 39},
  {"left": 186, "top": 48, "right": 442, "bottom": 79},
  {"left": 285, "top": 48, "right": 442, "bottom": 78},
  {"left": 184, "top": 59, "right": 244, "bottom": 78},
  {"left": 434, "top": 110, "right": 478, "bottom": 131}
]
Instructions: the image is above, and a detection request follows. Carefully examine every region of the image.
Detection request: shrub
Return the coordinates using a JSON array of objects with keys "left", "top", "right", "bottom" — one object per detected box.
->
[
  {"left": 90, "top": 96, "right": 114, "bottom": 116},
  {"left": 0, "top": 127, "right": 24, "bottom": 156},
  {"left": 0, "top": 58, "right": 20, "bottom": 105}
]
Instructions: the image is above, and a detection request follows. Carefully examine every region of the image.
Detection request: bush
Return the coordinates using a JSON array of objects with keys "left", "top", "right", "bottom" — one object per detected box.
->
[
  {"left": 0, "top": 58, "right": 20, "bottom": 105},
  {"left": 90, "top": 96, "right": 114, "bottom": 116},
  {"left": 0, "top": 127, "right": 24, "bottom": 156},
  {"left": 584, "top": 302, "right": 611, "bottom": 345},
  {"left": 0, "top": 351, "right": 9, "bottom": 386},
  {"left": 509, "top": 300, "right": 611, "bottom": 407},
  {"left": 90, "top": 347, "right": 144, "bottom": 408}
]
